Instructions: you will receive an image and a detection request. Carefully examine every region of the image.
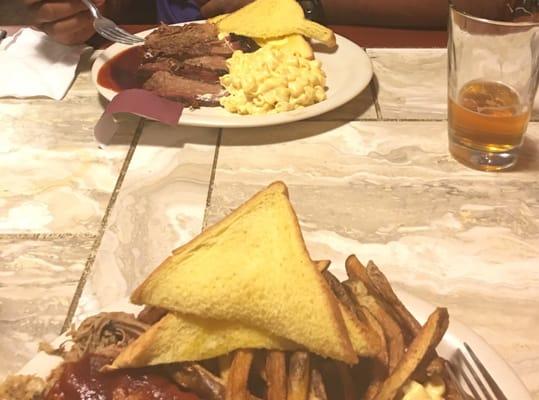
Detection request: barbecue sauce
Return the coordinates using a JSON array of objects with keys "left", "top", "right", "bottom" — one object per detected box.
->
[
  {"left": 45, "top": 354, "right": 199, "bottom": 400},
  {"left": 97, "top": 46, "right": 144, "bottom": 92}
]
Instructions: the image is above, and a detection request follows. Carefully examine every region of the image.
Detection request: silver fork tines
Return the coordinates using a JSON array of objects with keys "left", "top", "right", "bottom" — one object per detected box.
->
[
  {"left": 448, "top": 342, "right": 508, "bottom": 400},
  {"left": 81, "top": 0, "right": 144, "bottom": 45}
]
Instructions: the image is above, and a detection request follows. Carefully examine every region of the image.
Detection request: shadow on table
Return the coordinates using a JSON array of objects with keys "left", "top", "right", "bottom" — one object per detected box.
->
[
  {"left": 104, "top": 109, "right": 360, "bottom": 148},
  {"left": 108, "top": 119, "right": 352, "bottom": 148},
  {"left": 103, "top": 86, "right": 376, "bottom": 147},
  {"left": 218, "top": 120, "right": 350, "bottom": 147}
]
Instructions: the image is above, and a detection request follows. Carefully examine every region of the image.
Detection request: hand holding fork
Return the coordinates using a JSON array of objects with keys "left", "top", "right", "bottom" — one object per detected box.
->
[{"left": 19, "top": 0, "right": 142, "bottom": 45}]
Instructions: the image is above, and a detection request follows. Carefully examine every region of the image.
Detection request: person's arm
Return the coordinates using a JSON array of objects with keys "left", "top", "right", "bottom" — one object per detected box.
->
[
  {"left": 320, "top": 0, "right": 519, "bottom": 28},
  {"left": 321, "top": 0, "right": 449, "bottom": 28},
  {"left": 19, "top": 0, "right": 155, "bottom": 45},
  {"left": 105, "top": 0, "right": 156, "bottom": 24}
]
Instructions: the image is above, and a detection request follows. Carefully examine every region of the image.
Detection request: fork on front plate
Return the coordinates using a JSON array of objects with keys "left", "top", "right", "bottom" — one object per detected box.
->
[
  {"left": 81, "top": 0, "right": 144, "bottom": 45},
  {"left": 446, "top": 342, "right": 508, "bottom": 400}
]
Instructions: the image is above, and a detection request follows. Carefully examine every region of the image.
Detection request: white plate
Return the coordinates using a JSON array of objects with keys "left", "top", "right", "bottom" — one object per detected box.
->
[
  {"left": 18, "top": 290, "right": 530, "bottom": 399},
  {"left": 91, "top": 23, "right": 373, "bottom": 128}
]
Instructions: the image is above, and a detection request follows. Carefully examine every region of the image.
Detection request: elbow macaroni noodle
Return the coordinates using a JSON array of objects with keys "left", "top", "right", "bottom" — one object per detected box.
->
[{"left": 220, "top": 47, "right": 327, "bottom": 115}]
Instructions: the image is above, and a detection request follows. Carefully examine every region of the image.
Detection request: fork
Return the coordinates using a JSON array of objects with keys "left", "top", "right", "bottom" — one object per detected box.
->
[
  {"left": 446, "top": 342, "right": 508, "bottom": 400},
  {"left": 81, "top": 0, "right": 144, "bottom": 45}
]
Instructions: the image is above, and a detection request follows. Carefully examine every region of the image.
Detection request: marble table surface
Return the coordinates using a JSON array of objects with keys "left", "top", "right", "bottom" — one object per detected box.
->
[{"left": 1, "top": 46, "right": 538, "bottom": 399}]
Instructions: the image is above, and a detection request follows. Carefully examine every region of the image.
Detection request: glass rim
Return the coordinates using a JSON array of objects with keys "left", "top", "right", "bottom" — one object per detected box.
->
[{"left": 450, "top": 4, "right": 539, "bottom": 28}]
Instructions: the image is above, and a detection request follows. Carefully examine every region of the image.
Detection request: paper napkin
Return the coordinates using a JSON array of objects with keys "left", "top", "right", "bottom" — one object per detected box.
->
[
  {"left": 0, "top": 28, "right": 88, "bottom": 100},
  {"left": 95, "top": 89, "right": 184, "bottom": 147}
]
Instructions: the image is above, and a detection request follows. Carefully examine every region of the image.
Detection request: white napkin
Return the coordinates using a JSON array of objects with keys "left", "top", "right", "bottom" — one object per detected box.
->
[{"left": 0, "top": 28, "right": 88, "bottom": 100}]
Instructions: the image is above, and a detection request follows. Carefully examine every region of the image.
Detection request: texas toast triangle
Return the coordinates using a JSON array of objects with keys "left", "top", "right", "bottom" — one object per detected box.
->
[
  {"left": 213, "top": 0, "right": 336, "bottom": 48},
  {"left": 131, "top": 181, "right": 357, "bottom": 363},
  {"left": 110, "top": 312, "right": 297, "bottom": 369}
]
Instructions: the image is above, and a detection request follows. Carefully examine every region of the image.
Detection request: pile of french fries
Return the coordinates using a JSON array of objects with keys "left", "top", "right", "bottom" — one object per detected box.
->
[{"left": 159, "top": 255, "right": 463, "bottom": 400}]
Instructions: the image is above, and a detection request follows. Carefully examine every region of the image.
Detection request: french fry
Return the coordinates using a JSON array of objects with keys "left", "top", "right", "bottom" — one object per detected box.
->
[
  {"left": 365, "top": 261, "right": 420, "bottom": 336},
  {"left": 345, "top": 279, "right": 405, "bottom": 373},
  {"left": 373, "top": 308, "right": 450, "bottom": 400},
  {"left": 323, "top": 264, "right": 389, "bottom": 399},
  {"left": 225, "top": 349, "right": 255, "bottom": 400},
  {"left": 364, "top": 358, "right": 387, "bottom": 400},
  {"left": 308, "top": 368, "right": 328, "bottom": 400},
  {"left": 336, "top": 362, "right": 358, "bottom": 400},
  {"left": 365, "top": 261, "right": 449, "bottom": 379},
  {"left": 137, "top": 305, "right": 167, "bottom": 325},
  {"left": 218, "top": 354, "right": 233, "bottom": 384},
  {"left": 265, "top": 351, "right": 287, "bottom": 400},
  {"left": 315, "top": 260, "right": 331, "bottom": 272},
  {"left": 345, "top": 255, "right": 380, "bottom": 296},
  {"left": 167, "top": 363, "right": 225, "bottom": 400},
  {"left": 287, "top": 352, "right": 310, "bottom": 400},
  {"left": 345, "top": 256, "right": 405, "bottom": 330},
  {"left": 322, "top": 270, "right": 360, "bottom": 316},
  {"left": 360, "top": 309, "right": 389, "bottom": 400}
]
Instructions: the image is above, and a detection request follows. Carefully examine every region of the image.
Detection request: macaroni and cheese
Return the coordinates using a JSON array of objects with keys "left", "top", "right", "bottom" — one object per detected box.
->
[{"left": 219, "top": 46, "right": 326, "bottom": 115}]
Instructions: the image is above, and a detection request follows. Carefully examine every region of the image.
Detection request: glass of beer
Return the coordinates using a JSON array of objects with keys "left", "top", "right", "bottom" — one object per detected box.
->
[{"left": 448, "top": 4, "right": 539, "bottom": 171}]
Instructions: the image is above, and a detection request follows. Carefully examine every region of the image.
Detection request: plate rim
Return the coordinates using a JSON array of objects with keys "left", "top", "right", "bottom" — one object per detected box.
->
[
  {"left": 17, "top": 289, "right": 531, "bottom": 399},
  {"left": 90, "top": 22, "right": 373, "bottom": 128}
]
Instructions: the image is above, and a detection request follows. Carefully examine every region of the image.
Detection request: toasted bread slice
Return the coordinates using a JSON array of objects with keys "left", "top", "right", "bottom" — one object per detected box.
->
[
  {"left": 131, "top": 182, "right": 356, "bottom": 364},
  {"left": 214, "top": 0, "right": 336, "bottom": 48},
  {"left": 109, "top": 313, "right": 297, "bottom": 369},
  {"left": 255, "top": 34, "right": 314, "bottom": 60},
  {"left": 297, "top": 20, "right": 336, "bottom": 49}
]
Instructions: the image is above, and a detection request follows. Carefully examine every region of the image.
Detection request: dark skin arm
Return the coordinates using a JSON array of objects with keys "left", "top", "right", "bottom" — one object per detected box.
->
[
  {"left": 23, "top": 0, "right": 516, "bottom": 44},
  {"left": 200, "top": 0, "right": 517, "bottom": 28},
  {"left": 198, "top": 0, "right": 450, "bottom": 27},
  {"left": 18, "top": 0, "right": 155, "bottom": 45},
  {"left": 321, "top": 0, "right": 449, "bottom": 28},
  {"left": 320, "top": 0, "right": 518, "bottom": 28}
]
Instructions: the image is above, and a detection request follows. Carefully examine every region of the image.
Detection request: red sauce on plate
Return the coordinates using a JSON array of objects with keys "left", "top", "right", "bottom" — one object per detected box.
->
[
  {"left": 97, "top": 46, "right": 144, "bottom": 92},
  {"left": 45, "top": 354, "right": 199, "bottom": 400}
]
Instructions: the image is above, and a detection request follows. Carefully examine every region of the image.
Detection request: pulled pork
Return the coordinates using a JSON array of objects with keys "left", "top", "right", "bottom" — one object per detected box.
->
[
  {"left": 0, "top": 312, "right": 150, "bottom": 399},
  {"left": 45, "top": 312, "right": 149, "bottom": 362},
  {"left": 0, "top": 375, "right": 46, "bottom": 400}
]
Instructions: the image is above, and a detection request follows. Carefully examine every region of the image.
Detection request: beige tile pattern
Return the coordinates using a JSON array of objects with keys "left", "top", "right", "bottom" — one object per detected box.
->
[
  {"left": 368, "top": 49, "right": 447, "bottom": 120},
  {"left": 207, "top": 121, "right": 539, "bottom": 397},
  {"left": 74, "top": 123, "right": 219, "bottom": 320},
  {"left": 0, "top": 53, "right": 139, "bottom": 234},
  {"left": 0, "top": 237, "right": 93, "bottom": 379}
]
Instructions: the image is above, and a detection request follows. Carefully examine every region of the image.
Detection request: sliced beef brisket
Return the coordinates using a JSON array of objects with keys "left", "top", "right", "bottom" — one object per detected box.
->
[
  {"left": 144, "top": 23, "right": 220, "bottom": 59},
  {"left": 142, "top": 71, "right": 224, "bottom": 107},
  {"left": 138, "top": 22, "right": 259, "bottom": 107},
  {"left": 183, "top": 55, "right": 228, "bottom": 73}
]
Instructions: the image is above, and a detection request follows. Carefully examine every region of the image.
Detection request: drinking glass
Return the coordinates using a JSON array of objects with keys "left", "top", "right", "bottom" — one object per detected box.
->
[{"left": 448, "top": 5, "right": 539, "bottom": 171}]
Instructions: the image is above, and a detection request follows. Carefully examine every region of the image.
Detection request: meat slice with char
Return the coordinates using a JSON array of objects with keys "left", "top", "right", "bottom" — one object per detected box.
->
[
  {"left": 138, "top": 58, "right": 180, "bottom": 80},
  {"left": 144, "top": 23, "right": 219, "bottom": 58},
  {"left": 183, "top": 56, "right": 228, "bottom": 73},
  {"left": 138, "top": 22, "right": 258, "bottom": 107},
  {"left": 143, "top": 23, "right": 257, "bottom": 61},
  {"left": 142, "top": 71, "right": 224, "bottom": 107},
  {"left": 138, "top": 56, "right": 227, "bottom": 83}
]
